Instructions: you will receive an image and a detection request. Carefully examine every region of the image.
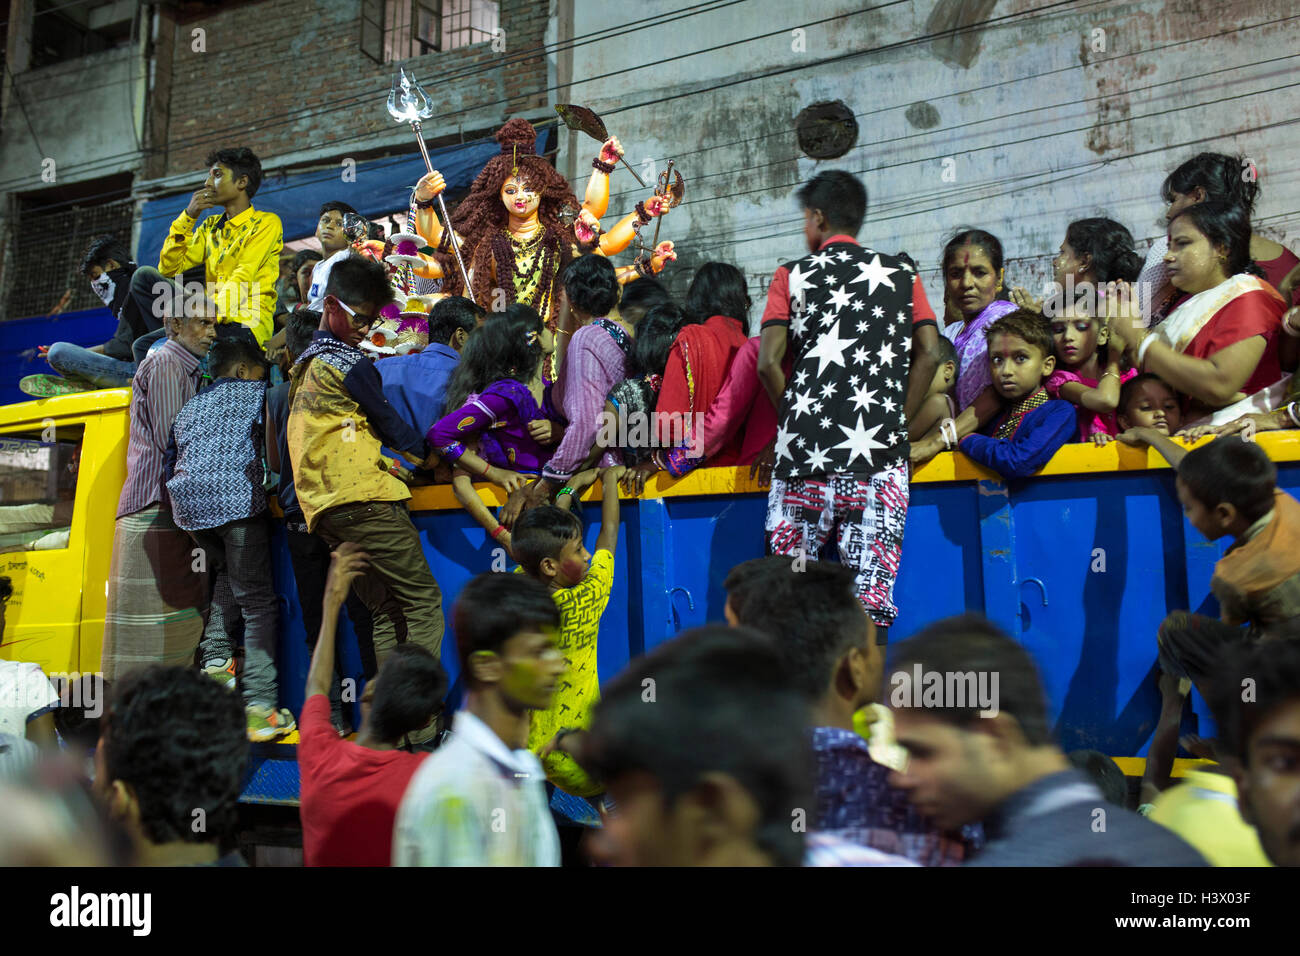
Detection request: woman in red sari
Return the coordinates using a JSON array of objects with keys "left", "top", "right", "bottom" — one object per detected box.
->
[
  {"left": 653, "top": 262, "right": 752, "bottom": 460},
  {"left": 1111, "top": 201, "right": 1288, "bottom": 427}
]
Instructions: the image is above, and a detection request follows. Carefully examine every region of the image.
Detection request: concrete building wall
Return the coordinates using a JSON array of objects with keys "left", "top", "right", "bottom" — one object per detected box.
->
[
  {"left": 0, "top": 45, "right": 145, "bottom": 190},
  {"left": 560, "top": 0, "right": 1300, "bottom": 315}
]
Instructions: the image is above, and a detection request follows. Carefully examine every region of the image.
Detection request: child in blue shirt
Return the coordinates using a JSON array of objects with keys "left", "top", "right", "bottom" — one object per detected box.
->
[{"left": 958, "top": 309, "right": 1077, "bottom": 479}]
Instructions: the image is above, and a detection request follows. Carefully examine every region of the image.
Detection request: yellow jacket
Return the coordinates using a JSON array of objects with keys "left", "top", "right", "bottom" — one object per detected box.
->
[{"left": 159, "top": 205, "right": 283, "bottom": 345}]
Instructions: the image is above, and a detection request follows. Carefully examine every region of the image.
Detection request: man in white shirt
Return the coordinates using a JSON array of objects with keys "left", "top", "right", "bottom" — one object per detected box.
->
[
  {"left": 393, "top": 572, "right": 565, "bottom": 866},
  {"left": 0, "top": 577, "right": 59, "bottom": 747}
]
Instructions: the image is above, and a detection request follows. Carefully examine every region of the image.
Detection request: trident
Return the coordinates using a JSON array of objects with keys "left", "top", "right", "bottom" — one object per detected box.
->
[{"left": 387, "top": 67, "right": 472, "bottom": 292}]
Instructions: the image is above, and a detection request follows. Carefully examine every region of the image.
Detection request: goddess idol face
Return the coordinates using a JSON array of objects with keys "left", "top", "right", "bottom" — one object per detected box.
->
[{"left": 500, "top": 176, "right": 541, "bottom": 219}]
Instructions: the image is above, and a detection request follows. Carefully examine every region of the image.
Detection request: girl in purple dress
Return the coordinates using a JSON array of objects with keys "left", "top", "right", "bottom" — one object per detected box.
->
[{"left": 429, "top": 304, "right": 564, "bottom": 549}]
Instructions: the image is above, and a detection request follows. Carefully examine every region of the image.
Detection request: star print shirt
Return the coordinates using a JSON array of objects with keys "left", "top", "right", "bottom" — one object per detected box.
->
[{"left": 761, "top": 237, "right": 935, "bottom": 480}]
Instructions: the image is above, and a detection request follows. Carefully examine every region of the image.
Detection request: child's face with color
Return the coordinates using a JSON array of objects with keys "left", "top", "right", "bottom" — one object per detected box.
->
[
  {"left": 988, "top": 332, "right": 1053, "bottom": 400},
  {"left": 1050, "top": 316, "right": 1102, "bottom": 370},
  {"left": 1120, "top": 379, "right": 1181, "bottom": 434},
  {"left": 498, "top": 627, "right": 567, "bottom": 711},
  {"left": 552, "top": 535, "right": 591, "bottom": 588}
]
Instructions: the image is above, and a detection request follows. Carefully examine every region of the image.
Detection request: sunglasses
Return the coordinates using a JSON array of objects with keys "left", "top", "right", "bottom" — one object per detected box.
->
[{"left": 330, "top": 296, "right": 378, "bottom": 330}]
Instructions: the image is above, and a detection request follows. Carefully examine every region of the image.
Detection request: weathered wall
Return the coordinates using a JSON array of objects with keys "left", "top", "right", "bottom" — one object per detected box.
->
[
  {"left": 0, "top": 44, "right": 143, "bottom": 188},
  {"left": 561, "top": 0, "right": 1300, "bottom": 317}
]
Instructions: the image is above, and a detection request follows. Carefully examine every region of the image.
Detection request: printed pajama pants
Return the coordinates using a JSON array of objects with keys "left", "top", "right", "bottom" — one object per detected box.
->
[{"left": 765, "top": 464, "right": 909, "bottom": 631}]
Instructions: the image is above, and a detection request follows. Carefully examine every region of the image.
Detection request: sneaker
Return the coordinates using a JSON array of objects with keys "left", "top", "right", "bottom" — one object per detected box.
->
[
  {"left": 246, "top": 705, "right": 296, "bottom": 743},
  {"left": 19, "top": 375, "right": 96, "bottom": 397},
  {"left": 203, "top": 658, "right": 237, "bottom": 691}
]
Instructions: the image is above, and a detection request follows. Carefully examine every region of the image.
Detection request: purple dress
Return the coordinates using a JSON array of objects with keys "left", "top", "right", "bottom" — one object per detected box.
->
[
  {"left": 943, "top": 299, "right": 1019, "bottom": 411},
  {"left": 428, "top": 378, "right": 565, "bottom": 475}
]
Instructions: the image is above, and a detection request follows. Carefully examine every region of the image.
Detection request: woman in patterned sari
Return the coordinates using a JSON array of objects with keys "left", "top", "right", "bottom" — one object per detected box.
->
[{"left": 939, "top": 229, "right": 1019, "bottom": 412}]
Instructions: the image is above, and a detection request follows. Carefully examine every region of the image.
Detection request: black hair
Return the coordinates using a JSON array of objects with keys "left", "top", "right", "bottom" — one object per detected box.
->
[
  {"left": 728, "top": 561, "right": 871, "bottom": 702},
  {"left": 1177, "top": 434, "right": 1276, "bottom": 523},
  {"left": 617, "top": 276, "right": 672, "bottom": 323},
  {"left": 796, "top": 169, "right": 867, "bottom": 235},
  {"left": 426, "top": 296, "right": 484, "bottom": 346},
  {"left": 1218, "top": 633, "right": 1300, "bottom": 765},
  {"left": 890, "top": 613, "right": 1054, "bottom": 746},
  {"left": 52, "top": 674, "right": 110, "bottom": 752},
  {"left": 101, "top": 666, "right": 247, "bottom": 846},
  {"left": 626, "top": 304, "right": 690, "bottom": 380},
  {"left": 291, "top": 249, "right": 323, "bottom": 273},
  {"left": 442, "top": 303, "right": 545, "bottom": 410},
  {"left": 1064, "top": 218, "right": 1143, "bottom": 283},
  {"left": 452, "top": 572, "right": 561, "bottom": 684},
  {"left": 205, "top": 147, "right": 264, "bottom": 199},
  {"left": 285, "top": 309, "right": 320, "bottom": 361},
  {"left": 985, "top": 308, "right": 1054, "bottom": 358},
  {"left": 722, "top": 556, "right": 793, "bottom": 616},
  {"left": 323, "top": 254, "right": 394, "bottom": 312},
  {"left": 933, "top": 333, "right": 958, "bottom": 367},
  {"left": 1160, "top": 152, "right": 1259, "bottom": 216},
  {"left": 511, "top": 505, "right": 583, "bottom": 575},
  {"left": 685, "top": 262, "right": 752, "bottom": 331},
  {"left": 583, "top": 625, "right": 812, "bottom": 867},
  {"left": 80, "top": 235, "right": 132, "bottom": 277},
  {"left": 1118, "top": 372, "right": 1176, "bottom": 418},
  {"left": 942, "top": 228, "right": 1004, "bottom": 275},
  {"left": 318, "top": 200, "right": 358, "bottom": 220},
  {"left": 562, "top": 253, "right": 620, "bottom": 317},
  {"left": 1067, "top": 749, "right": 1128, "bottom": 806},
  {"left": 208, "top": 334, "right": 269, "bottom": 379},
  {"left": 1169, "top": 200, "right": 1263, "bottom": 279},
  {"left": 368, "top": 644, "right": 448, "bottom": 742}
]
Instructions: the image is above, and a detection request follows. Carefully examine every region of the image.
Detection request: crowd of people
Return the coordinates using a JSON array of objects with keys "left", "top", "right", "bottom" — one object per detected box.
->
[{"left": 3, "top": 130, "right": 1300, "bottom": 867}]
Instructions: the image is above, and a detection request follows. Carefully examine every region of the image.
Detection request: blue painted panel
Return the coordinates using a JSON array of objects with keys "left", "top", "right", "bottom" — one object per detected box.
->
[
  {"left": 0, "top": 307, "right": 116, "bottom": 405},
  {"left": 260, "top": 459, "right": 1300, "bottom": 759}
]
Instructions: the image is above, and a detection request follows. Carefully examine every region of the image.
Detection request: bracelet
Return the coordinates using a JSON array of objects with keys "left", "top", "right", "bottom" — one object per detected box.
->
[
  {"left": 557, "top": 486, "right": 576, "bottom": 499},
  {"left": 939, "top": 418, "right": 959, "bottom": 451},
  {"left": 1287, "top": 402, "right": 1300, "bottom": 428},
  {"left": 634, "top": 201, "right": 651, "bottom": 225},
  {"left": 1136, "top": 333, "right": 1157, "bottom": 369},
  {"left": 490, "top": 524, "right": 508, "bottom": 540},
  {"left": 634, "top": 258, "right": 654, "bottom": 279},
  {"left": 412, "top": 193, "right": 438, "bottom": 209},
  {"left": 1100, "top": 370, "right": 1121, "bottom": 383},
  {"left": 1282, "top": 311, "right": 1300, "bottom": 338},
  {"left": 592, "top": 157, "right": 616, "bottom": 174}
]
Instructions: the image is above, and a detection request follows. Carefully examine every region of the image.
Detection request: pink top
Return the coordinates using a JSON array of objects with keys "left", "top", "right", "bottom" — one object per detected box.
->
[{"left": 1044, "top": 367, "right": 1138, "bottom": 440}]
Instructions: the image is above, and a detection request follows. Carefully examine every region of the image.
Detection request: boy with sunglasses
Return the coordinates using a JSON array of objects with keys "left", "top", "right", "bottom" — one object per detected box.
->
[{"left": 288, "top": 257, "right": 446, "bottom": 688}]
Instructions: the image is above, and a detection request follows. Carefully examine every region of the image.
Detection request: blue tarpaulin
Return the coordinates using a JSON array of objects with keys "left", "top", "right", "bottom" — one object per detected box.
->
[{"left": 135, "top": 129, "right": 553, "bottom": 266}]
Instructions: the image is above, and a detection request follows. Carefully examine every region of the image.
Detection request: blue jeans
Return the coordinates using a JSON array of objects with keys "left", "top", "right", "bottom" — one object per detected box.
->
[
  {"left": 192, "top": 515, "right": 281, "bottom": 709},
  {"left": 45, "top": 342, "right": 136, "bottom": 388}
]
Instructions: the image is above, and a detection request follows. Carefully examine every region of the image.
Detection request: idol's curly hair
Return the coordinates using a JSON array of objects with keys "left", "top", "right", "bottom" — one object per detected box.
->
[{"left": 442, "top": 118, "right": 580, "bottom": 313}]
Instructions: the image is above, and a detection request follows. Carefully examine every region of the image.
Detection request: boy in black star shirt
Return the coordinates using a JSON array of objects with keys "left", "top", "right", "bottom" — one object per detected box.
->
[{"left": 757, "top": 170, "right": 941, "bottom": 645}]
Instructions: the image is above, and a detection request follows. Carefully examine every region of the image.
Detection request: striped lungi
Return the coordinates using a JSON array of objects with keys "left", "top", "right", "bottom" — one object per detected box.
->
[{"left": 101, "top": 504, "right": 209, "bottom": 680}]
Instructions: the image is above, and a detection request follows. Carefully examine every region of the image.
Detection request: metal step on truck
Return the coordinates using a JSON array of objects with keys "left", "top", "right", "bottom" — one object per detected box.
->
[{"left": 6, "top": 388, "right": 1285, "bottom": 804}]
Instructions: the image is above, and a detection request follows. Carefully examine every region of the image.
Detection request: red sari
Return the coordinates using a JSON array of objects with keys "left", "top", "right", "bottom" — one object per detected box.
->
[{"left": 654, "top": 314, "right": 749, "bottom": 461}]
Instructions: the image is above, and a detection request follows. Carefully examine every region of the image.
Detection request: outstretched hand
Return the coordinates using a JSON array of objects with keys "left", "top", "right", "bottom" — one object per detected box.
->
[
  {"left": 651, "top": 241, "right": 677, "bottom": 274},
  {"left": 599, "top": 137, "right": 624, "bottom": 165},
  {"left": 325, "top": 544, "right": 369, "bottom": 608}
]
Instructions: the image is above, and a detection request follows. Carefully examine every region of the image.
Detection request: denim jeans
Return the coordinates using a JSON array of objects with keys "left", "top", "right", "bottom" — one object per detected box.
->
[
  {"left": 192, "top": 515, "right": 281, "bottom": 708},
  {"left": 45, "top": 342, "right": 136, "bottom": 388}
]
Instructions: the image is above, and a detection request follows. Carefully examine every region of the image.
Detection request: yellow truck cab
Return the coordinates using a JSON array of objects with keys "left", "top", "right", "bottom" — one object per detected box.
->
[{"left": 0, "top": 389, "right": 130, "bottom": 677}]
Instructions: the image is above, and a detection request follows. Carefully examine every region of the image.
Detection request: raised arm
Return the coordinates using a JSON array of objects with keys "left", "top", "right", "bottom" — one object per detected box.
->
[
  {"left": 581, "top": 137, "right": 623, "bottom": 220},
  {"left": 306, "top": 544, "right": 368, "bottom": 700}
]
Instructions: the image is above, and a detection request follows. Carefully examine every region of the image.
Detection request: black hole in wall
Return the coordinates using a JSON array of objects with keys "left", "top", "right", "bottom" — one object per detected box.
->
[{"left": 794, "top": 101, "right": 859, "bottom": 160}]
